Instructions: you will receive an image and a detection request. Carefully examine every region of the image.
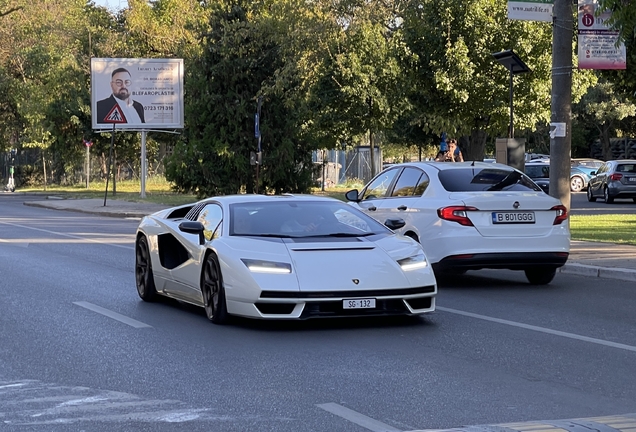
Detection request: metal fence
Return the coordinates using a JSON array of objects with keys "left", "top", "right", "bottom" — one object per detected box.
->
[
  {"left": 0, "top": 148, "right": 166, "bottom": 188},
  {"left": 313, "top": 146, "right": 383, "bottom": 186}
]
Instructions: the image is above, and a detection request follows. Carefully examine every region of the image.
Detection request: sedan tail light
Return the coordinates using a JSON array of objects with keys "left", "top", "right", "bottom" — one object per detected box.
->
[
  {"left": 437, "top": 206, "right": 478, "bottom": 226},
  {"left": 551, "top": 205, "right": 568, "bottom": 225},
  {"left": 609, "top": 173, "right": 623, "bottom": 181}
]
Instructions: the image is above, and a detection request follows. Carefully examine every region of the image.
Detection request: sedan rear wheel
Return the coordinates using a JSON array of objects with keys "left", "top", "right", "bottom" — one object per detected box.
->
[
  {"left": 587, "top": 187, "right": 596, "bottom": 202},
  {"left": 524, "top": 268, "right": 556, "bottom": 285},
  {"left": 604, "top": 187, "right": 614, "bottom": 204},
  {"left": 135, "top": 236, "right": 157, "bottom": 301},
  {"left": 201, "top": 253, "right": 228, "bottom": 325},
  {"left": 570, "top": 176, "right": 584, "bottom": 192}
]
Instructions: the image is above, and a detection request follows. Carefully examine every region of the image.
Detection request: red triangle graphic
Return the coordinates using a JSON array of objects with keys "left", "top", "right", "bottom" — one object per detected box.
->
[{"left": 103, "top": 105, "right": 128, "bottom": 123}]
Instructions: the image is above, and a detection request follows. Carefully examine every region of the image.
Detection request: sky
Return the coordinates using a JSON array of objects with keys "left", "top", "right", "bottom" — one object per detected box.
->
[{"left": 93, "top": 0, "right": 128, "bottom": 11}]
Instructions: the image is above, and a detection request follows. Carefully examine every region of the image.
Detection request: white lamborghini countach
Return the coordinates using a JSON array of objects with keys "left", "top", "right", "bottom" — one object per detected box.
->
[{"left": 135, "top": 194, "right": 437, "bottom": 324}]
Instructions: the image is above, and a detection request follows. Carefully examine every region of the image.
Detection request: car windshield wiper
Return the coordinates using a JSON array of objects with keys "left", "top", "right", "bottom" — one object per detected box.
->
[
  {"left": 301, "top": 232, "right": 375, "bottom": 238},
  {"left": 236, "top": 233, "right": 298, "bottom": 238}
]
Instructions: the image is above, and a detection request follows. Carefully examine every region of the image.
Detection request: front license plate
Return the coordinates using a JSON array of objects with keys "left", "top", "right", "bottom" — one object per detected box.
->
[
  {"left": 343, "top": 298, "right": 376, "bottom": 309},
  {"left": 492, "top": 211, "right": 535, "bottom": 224}
]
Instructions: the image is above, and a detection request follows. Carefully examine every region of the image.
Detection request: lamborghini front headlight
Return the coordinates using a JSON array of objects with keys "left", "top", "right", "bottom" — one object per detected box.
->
[
  {"left": 397, "top": 251, "right": 428, "bottom": 271},
  {"left": 241, "top": 259, "right": 292, "bottom": 274}
]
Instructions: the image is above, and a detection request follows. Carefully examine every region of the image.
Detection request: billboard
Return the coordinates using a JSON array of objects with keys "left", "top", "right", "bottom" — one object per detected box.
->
[
  {"left": 577, "top": 0, "right": 626, "bottom": 70},
  {"left": 91, "top": 58, "right": 184, "bottom": 130},
  {"left": 508, "top": 0, "right": 553, "bottom": 22}
]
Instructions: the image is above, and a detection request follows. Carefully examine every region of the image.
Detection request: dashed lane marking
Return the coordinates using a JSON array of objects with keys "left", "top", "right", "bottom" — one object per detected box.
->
[
  {"left": 317, "top": 402, "right": 401, "bottom": 432},
  {"left": 437, "top": 307, "right": 636, "bottom": 353},
  {"left": 0, "top": 220, "right": 134, "bottom": 250},
  {"left": 73, "top": 301, "right": 152, "bottom": 328}
]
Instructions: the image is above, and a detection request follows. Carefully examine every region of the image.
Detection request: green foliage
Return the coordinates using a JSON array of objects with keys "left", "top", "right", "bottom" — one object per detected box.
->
[
  {"left": 573, "top": 78, "right": 636, "bottom": 160},
  {"left": 166, "top": 1, "right": 318, "bottom": 197}
]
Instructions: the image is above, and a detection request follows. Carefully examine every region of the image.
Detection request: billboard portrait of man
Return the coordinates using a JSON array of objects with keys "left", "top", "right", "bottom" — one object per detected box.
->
[
  {"left": 91, "top": 58, "right": 184, "bottom": 130},
  {"left": 96, "top": 68, "right": 145, "bottom": 124}
]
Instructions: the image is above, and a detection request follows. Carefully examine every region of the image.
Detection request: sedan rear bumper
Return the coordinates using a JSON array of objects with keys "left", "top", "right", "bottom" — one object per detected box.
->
[{"left": 433, "top": 252, "right": 569, "bottom": 272}]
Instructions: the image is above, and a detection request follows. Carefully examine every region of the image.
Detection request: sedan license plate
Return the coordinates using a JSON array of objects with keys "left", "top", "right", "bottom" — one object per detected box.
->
[
  {"left": 492, "top": 211, "right": 535, "bottom": 224},
  {"left": 343, "top": 298, "right": 376, "bottom": 309}
]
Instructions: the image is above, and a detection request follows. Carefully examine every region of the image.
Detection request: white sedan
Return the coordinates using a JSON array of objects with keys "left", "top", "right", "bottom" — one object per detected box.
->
[
  {"left": 135, "top": 194, "right": 437, "bottom": 324},
  {"left": 346, "top": 162, "right": 570, "bottom": 285}
]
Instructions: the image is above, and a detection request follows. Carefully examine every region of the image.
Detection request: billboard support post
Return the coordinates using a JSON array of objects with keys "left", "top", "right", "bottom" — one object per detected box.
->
[
  {"left": 104, "top": 123, "right": 115, "bottom": 207},
  {"left": 141, "top": 130, "right": 147, "bottom": 199}
]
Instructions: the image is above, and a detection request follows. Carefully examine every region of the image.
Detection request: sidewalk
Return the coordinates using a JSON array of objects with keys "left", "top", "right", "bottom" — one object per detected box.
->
[{"left": 23, "top": 197, "right": 636, "bottom": 282}]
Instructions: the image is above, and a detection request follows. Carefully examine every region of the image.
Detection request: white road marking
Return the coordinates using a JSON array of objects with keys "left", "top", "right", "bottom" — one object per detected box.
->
[
  {"left": 317, "top": 402, "right": 401, "bottom": 432},
  {"left": 73, "top": 301, "right": 152, "bottom": 328},
  {"left": 0, "top": 383, "right": 28, "bottom": 389},
  {"left": 0, "top": 220, "right": 134, "bottom": 250},
  {"left": 437, "top": 306, "right": 636, "bottom": 353},
  {"left": 0, "top": 379, "right": 290, "bottom": 426}
]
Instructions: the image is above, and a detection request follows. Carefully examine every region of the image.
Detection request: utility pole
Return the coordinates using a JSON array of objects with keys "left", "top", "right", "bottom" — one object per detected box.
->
[{"left": 550, "top": 0, "right": 573, "bottom": 211}]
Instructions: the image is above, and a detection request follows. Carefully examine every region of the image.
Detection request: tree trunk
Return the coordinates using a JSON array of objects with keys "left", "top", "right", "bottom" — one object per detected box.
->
[
  {"left": 101, "top": 152, "right": 107, "bottom": 179},
  {"left": 601, "top": 125, "right": 611, "bottom": 161},
  {"left": 42, "top": 153, "right": 47, "bottom": 192},
  {"left": 463, "top": 116, "right": 490, "bottom": 161},
  {"left": 464, "top": 129, "right": 488, "bottom": 161}
]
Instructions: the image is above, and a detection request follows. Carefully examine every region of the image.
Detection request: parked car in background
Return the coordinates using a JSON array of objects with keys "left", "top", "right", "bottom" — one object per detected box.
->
[
  {"left": 569, "top": 166, "right": 594, "bottom": 192},
  {"left": 524, "top": 160, "right": 593, "bottom": 193},
  {"left": 524, "top": 161, "right": 550, "bottom": 193},
  {"left": 587, "top": 160, "right": 636, "bottom": 203},
  {"left": 346, "top": 161, "right": 570, "bottom": 285},
  {"left": 572, "top": 158, "right": 604, "bottom": 169}
]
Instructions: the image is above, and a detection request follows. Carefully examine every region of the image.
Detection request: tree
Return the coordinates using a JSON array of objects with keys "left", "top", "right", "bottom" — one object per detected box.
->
[
  {"left": 398, "top": 0, "right": 594, "bottom": 160},
  {"left": 303, "top": 0, "right": 412, "bottom": 178},
  {"left": 596, "top": 0, "right": 636, "bottom": 43},
  {"left": 573, "top": 78, "right": 636, "bottom": 160},
  {"left": 167, "top": 1, "right": 319, "bottom": 197}
]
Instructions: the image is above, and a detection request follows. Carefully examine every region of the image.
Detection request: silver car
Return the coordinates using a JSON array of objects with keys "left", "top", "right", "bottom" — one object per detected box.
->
[{"left": 587, "top": 160, "right": 636, "bottom": 203}]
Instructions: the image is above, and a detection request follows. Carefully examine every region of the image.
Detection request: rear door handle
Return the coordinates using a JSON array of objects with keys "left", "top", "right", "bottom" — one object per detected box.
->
[
  {"left": 367, "top": 206, "right": 377, "bottom": 212},
  {"left": 397, "top": 205, "right": 407, "bottom": 211}
]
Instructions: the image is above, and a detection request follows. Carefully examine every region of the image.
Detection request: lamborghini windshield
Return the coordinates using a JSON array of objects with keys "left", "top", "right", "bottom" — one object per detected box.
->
[{"left": 229, "top": 200, "right": 390, "bottom": 237}]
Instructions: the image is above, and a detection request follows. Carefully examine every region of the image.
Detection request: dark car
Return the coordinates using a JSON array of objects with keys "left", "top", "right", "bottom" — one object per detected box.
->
[
  {"left": 587, "top": 160, "right": 636, "bottom": 203},
  {"left": 524, "top": 162, "right": 550, "bottom": 193}
]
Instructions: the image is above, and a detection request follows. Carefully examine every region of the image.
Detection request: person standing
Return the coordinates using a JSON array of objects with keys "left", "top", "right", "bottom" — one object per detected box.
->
[
  {"left": 435, "top": 139, "right": 464, "bottom": 162},
  {"left": 96, "top": 68, "right": 145, "bottom": 124}
]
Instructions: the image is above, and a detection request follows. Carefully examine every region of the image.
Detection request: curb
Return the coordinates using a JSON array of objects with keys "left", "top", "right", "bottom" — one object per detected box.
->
[
  {"left": 23, "top": 201, "right": 150, "bottom": 219},
  {"left": 559, "top": 262, "right": 636, "bottom": 282}
]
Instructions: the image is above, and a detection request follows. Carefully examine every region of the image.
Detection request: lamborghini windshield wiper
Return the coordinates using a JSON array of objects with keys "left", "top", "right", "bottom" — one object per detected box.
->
[{"left": 301, "top": 232, "right": 375, "bottom": 238}]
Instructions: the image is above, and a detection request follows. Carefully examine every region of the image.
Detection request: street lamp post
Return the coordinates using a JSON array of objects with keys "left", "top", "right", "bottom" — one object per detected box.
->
[{"left": 492, "top": 49, "right": 531, "bottom": 138}]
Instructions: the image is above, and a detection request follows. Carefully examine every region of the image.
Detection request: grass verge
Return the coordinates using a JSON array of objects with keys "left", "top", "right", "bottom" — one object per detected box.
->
[{"left": 570, "top": 214, "right": 636, "bottom": 245}]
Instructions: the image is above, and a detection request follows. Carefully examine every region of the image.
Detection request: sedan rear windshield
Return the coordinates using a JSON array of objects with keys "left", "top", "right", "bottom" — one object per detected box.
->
[{"left": 438, "top": 167, "right": 543, "bottom": 192}]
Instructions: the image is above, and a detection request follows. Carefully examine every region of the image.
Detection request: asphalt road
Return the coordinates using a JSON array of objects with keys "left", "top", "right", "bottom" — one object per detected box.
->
[
  {"left": 1, "top": 195, "right": 635, "bottom": 431},
  {"left": 570, "top": 190, "right": 636, "bottom": 214}
]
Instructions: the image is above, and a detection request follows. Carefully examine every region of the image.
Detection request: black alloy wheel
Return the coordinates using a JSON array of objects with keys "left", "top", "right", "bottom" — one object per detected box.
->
[
  {"left": 135, "top": 236, "right": 157, "bottom": 301},
  {"left": 201, "top": 253, "right": 228, "bottom": 324},
  {"left": 587, "top": 187, "right": 596, "bottom": 202},
  {"left": 604, "top": 187, "right": 614, "bottom": 204}
]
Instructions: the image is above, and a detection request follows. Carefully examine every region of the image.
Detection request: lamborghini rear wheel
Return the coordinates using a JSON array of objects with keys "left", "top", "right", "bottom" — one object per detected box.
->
[
  {"left": 201, "top": 253, "right": 228, "bottom": 325},
  {"left": 135, "top": 236, "right": 157, "bottom": 301}
]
